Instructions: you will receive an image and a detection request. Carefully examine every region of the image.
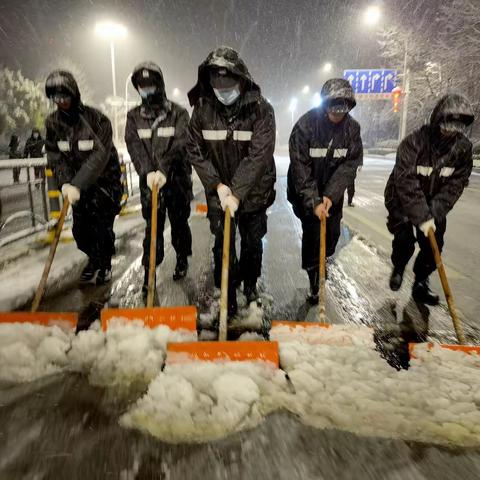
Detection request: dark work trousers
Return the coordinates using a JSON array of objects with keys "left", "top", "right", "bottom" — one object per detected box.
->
[
  {"left": 390, "top": 219, "right": 446, "bottom": 282},
  {"left": 347, "top": 179, "right": 355, "bottom": 204},
  {"left": 140, "top": 179, "right": 192, "bottom": 270},
  {"left": 207, "top": 208, "right": 268, "bottom": 292},
  {"left": 300, "top": 210, "right": 342, "bottom": 272},
  {"left": 72, "top": 186, "right": 121, "bottom": 269}
]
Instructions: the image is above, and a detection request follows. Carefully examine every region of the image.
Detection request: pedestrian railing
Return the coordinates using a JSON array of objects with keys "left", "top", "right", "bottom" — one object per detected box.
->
[{"left": 0, "top": 156, "right": 140, "bottom": 246}]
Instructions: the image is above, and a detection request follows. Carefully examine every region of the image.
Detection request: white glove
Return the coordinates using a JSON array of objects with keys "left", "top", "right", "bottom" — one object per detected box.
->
[
  {"left": 61, "top": 183, "right": 81, "bottom": 205},
  {"left": 217, "top": 184, "right": 232, "bottom": 209},
  {"left": 223, "top": 195, "right": 239, "bottom": 217},
  {"left": 419, "top": 218, "right": 436, "bottom": 237},
  {"left": 146, "top": 170, "right": 167, "bottom": 191}
]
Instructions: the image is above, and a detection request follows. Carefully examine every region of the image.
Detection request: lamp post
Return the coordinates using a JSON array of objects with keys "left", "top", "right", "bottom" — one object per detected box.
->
[
  {"left": 289, "top": 97, "right": 298, "bottom": 126},
  {"left": 95, "top": 21, "right": 127, "bottom": 145}
]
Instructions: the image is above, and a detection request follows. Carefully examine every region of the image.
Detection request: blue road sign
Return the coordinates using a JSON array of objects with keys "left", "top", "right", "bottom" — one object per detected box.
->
[{"left": 343, "top": 69, "right": 397, "bottom": 94}]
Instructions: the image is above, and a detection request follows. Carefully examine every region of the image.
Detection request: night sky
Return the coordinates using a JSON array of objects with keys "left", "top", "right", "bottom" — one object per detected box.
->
[{"left": 0, "top": 0, "right": 386, "bottom": 104}]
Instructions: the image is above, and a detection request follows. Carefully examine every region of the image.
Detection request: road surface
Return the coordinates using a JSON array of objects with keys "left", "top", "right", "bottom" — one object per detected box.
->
[{"left": 0, "top": 156, "right": 479, "bottom": 479}]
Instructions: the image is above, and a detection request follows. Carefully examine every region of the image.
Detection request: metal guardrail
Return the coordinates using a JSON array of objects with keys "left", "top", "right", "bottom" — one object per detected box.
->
[{"left": 0, "top": 157, "right": 140, "bottom": 246}]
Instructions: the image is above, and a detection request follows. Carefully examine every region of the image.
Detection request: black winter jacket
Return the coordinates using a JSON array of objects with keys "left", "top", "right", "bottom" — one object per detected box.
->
[
  {"left": 45, "top": 71, "right": 121, "bottom": 204},
  {"left": 186, "top": 47, "right": 276, "bottom": 213},
  {"left": 125, "top": 101, "right": 191, "bottom": 193},
  {"left": 287, "top": 108, "right": 363, "bottom": 216},
  {"left": 385, "top": 96, "right": 473, "bottom": 230},
  {"left": 24, "top": 131, "right": 44, "bottom": 158}
]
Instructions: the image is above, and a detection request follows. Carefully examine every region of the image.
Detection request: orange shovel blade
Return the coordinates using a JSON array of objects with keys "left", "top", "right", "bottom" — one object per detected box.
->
[
  {"left": 409, "top": 342, "right": 480, "bottom": 359},
  {"left": 271, "top": 320, "right": 331, "bottom": 329},
  {"left": 166, "top": 341, "right": 279, "bottom": 367},
  {"left": 101, "top": 306, "right": 197, "bottom": 332},
  {"left": 0, "top": 311, "right": 77, "bottom": 329}
]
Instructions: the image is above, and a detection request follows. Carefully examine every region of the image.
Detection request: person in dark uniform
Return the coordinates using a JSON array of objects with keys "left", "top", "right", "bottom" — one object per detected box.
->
[
  {"left": 187, "top": 46, "right": 276, "bottom": 316},
  {"left": 385, "top": 94, "right": 474, "bottom": 305},
  {"left": 45, "top": 70, "right": 123, "bottom": 285},
  {"left": 125, "top": 62, "right": 193, "bottom": 296},
  {"left": 288, "top": 78, "right": 363, "bottom": 304},
  {"left": 8, "top": 134, "right": 21, "bottom": 183},
  {"left": 24, "top": 128, "right": 45, "bottom": 185}
]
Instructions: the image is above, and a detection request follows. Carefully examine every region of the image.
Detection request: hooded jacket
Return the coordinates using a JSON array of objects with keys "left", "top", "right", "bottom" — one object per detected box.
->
[
  {"left": 287, "top": 106, "right": 363, "bottom": 217},
  {"left": 385, "top": 94, "right": 474, "bottom": 230},
  {"left": 125, "top": 62, "right": 192, "bottom": 197},
  {"left": 44, "top": 70, "right": 122, "bottom": 198},
  {"left": 186, "top": 47, "right": 276, "bottom": 213},
  {"left": 24, "top": 129, "right": 44, "bottom": 158}
]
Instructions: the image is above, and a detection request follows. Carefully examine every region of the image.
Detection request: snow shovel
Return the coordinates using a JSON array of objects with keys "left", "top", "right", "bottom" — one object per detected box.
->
[
  {"left": 272, "top": 211, "right": 330, "bottom": 331},
  {"left": 409, "top": 228, "right": 480, "bottom": 358},
  {"left": 101, "top": 182, "right": 197, "bottom": 332},
  {"left": 166, "top": 206, "right": 279, "bottom": 366},
  {"left": 270, "top": 212, "right": 373, "bottom": 345},
  {"left": 0, "top": 198, "right": 78, "bottom": 329}
]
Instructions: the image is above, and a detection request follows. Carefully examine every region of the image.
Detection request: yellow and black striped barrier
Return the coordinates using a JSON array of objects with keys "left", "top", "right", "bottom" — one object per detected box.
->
[{"left": 119, "top": 161, "right": 130, "bottom": 215}]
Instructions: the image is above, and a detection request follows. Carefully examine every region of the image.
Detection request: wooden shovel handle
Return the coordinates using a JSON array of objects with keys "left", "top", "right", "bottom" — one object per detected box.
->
[
  {"left": 319, "top": 212, "right": 327, "bottom": 323},
  {"left": 219, "top": 208, "right": 231, "bottom": 342},
  {"left": 147, "top": 184, "right": 159, "bottom": 308},
  {"left": 31, "top": 198, "right": 70, "bottom": 312},
  {"left": 428, "top": 228, "right": 466, "bottom": 344}
]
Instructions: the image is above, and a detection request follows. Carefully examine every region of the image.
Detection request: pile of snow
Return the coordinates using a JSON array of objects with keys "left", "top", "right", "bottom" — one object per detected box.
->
[
  {"left": 1, "top": 317, "right": 479, "bottom": 448},
  {"left": 122, "top": 339, "right": 480, "bottom": 447},
  {"left": 68, "top": 318, "right": 196, "bottom": 388},
  {"left": 120, "top": 361, "right": 290, "bottom": 443},
  {"left": 0, "top": 323, "right": 72, "bottom": 383},
  {"left": 271, "top": 322, "right": 373, "bottom": 346},
  {"left": 280, "top": 341, "right": 480, "bottom": 447}
]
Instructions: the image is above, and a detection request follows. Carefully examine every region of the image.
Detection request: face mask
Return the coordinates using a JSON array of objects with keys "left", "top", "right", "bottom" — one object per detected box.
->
[
  {"left": 213, "top": 85, "right": 240, "bottom": 106},
  {"left": 139, "top": 86, "right": 157, "bottom": 99}
]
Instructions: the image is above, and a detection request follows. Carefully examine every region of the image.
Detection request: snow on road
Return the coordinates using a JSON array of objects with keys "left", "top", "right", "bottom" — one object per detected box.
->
[{"left": 1, "top": 317, "right": 479, "bottom": 448}]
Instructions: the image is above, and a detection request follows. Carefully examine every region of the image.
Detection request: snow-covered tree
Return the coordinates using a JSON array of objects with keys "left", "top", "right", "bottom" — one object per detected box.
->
[
  {"left": 0, "top": 68, "right": 48, "bottom": 138},
  {"left": 379, "top": 0, "right": 480, "bottom": 138}
]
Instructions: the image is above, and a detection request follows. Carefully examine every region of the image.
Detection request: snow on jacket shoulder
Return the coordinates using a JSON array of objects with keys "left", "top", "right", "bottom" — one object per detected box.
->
[{"left": 287, "top": 108, "right": 362, "bottom": 215}]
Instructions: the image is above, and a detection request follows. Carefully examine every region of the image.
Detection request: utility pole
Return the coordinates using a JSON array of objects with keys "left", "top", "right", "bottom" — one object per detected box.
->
[{"left": 399, "top": 39, "right": 409, "bottom": 142}]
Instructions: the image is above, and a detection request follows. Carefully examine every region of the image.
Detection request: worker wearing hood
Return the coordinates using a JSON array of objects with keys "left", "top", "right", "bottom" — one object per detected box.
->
[
  {"left": 44, "top": 70, "right": 122, "bottom": 285},
  {"left": 385, "top": 93, "right": 474, "bottom": 304},
  {"left": 125, "top": 62, "right": 193, "bottom": 297},
  {"left": 186, "top": 46, "right": 276, "bottom": 317}
]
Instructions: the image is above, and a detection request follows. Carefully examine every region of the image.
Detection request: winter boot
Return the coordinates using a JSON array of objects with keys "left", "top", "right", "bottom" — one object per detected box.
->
[
  {"left": 412, "top": 279, "right": 439, "bottom": 306},
  {"left": 389, "top": 267, "right": 404, "bottom": 291},
  {"left": 244, "top": 279, "right": 259, "bottom": 304},
  {"left": 80, "top": 259, "right": 99, "bottom": 284},
  {"left": 173, "top": 256, "right": 188, "bottom": 281},
  {"left": 96, "top": 268, "right": 112, "bottom": 285},
  {"left": 306, "top": 268, "right": 319, "bottom": 305}
]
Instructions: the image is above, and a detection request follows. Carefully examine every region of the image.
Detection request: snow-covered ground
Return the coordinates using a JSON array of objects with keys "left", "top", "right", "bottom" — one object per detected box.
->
[{"left": 1, "top": 318, "right": 479, "bottom": 448}]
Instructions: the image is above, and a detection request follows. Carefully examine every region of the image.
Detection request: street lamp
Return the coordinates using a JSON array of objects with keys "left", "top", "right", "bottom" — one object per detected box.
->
[
  {"left": 364, "top": 5, "right": 381, "bottom": 26},
  {"left": 313, "top": 92, "right": 322, "bottom": 108},
  {"left": 323, "top": 62, "right": 333, "bottom": 74},
  {"left": 289, "top": 97, "right": 298, "bottom": 126},
  {"left": 95, "top": 21, "right": 127, "bottom": 145},
  {"left": 302, "top": 85, "right": 310, "bottom": 94}
]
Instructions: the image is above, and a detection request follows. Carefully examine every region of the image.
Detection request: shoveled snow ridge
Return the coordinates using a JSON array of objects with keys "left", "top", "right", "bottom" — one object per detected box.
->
[{"left": 1, "top": 319, "right": 479, "bottom": 447}]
